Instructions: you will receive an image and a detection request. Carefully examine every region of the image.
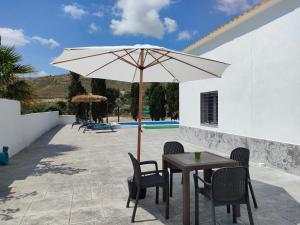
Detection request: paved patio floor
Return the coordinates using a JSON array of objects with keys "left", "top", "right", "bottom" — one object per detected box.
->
[{"left": 0, "top": 125, "right": 299, "bottom": 225}]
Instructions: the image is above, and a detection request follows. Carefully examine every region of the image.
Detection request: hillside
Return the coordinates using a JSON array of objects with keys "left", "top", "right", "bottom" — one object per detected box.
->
[{"left": 25, "top": 74, "right": 147, "bottom": 100}]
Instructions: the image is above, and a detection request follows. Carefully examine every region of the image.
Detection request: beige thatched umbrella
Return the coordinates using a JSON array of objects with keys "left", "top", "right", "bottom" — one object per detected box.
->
[{"left": 72, "top": 93, "right": 107, "bottom": 121}]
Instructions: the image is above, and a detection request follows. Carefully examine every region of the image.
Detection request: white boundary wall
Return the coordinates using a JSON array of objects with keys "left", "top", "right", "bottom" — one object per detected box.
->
[
  {"left": 59, "top": 115, "right": 76, "bottom": 125},
  {"left": 0, "top": 99, "right": 60, "bottom": 157}
]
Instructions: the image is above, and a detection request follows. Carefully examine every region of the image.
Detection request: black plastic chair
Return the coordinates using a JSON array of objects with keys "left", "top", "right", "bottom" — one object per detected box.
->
[
  {"left": 163, "top": 141, "right": 184, "bottom": 197},
  {"left": 194, "top": 167, "right": 254, "bottom": 225},
  {"left": 229, "top": 147, "right": 258, "bottom": 209},
  {"left": 126, "top": 153, "right": 169, "bottom": 223}
]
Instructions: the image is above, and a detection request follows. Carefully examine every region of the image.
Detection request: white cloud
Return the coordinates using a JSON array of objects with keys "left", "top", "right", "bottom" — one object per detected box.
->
[
  {"left": 0, "top": 27, "right": 29, "bottom": 47},
  {"left": 164, "top": 17, "right": 177, "bottom": 33},
  {"left": 62, "top": 3, "right": 87, "bottom": 19},
  {"left": 93, "top": 5, "right": 111, "bottom": 17},
  {"left": 110, "top": 0, "right": 172, "bottom": 39},
  {"left": 88, "top": 23, "right": 100, "bottom": 33},
  {"left": 177, "top": 30, "right": 191, "bottom": 41},
  {"left": 36, "top": 71, "right": 48, "bottom": 77},
  {"left": 32, "top": 36, "right": 60, "bottom": 48},
  {"left": 92, "top": 10, "right": 104, "bottom": 17},
  {"left": 23, "top": 70, "right": 49, "bottom": 78},
  {"left": 215, "top": 0, "right": 263, "bottom": 16}
]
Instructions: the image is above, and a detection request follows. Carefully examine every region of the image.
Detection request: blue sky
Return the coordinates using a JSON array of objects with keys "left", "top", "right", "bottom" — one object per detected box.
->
[{"left": 0, "top": 0, "right": 263, "bottom": 77}]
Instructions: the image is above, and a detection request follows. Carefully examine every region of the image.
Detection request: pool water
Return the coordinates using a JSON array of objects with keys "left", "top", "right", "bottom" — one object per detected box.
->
[{"left": 118, "top": 121, "right": 179, "bottom": 126}]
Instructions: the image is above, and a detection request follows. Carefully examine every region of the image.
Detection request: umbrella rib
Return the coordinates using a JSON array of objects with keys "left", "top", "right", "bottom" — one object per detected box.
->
[
  {"left": 124, "top": 49, "right": 139, "bottom": 66},
  {"left": 52, "top": 49, "right": 128, "bottom": 65},
  {"left": 147, "top": 50, "right": 179, "bottom": 82},
  {"left": 146, "top": 58, "right": 172, "bottom": 68},
  {"left": 86, "top": 49, "right": 138, "bottom": 77},
  {"left": 112, "top": 51, "right": 138, "bottom": 68},
  {"left": 143, "top": 50, "right": 149, "bottom": 65},
  {"left": 132, "top": 65, "right": 139, "bottom": 83},
  {"left": 131, "top": 53, "right": 141, "bottom": 82},
  {"left": 153, "top": 48, "right": 230, "bottom": 65},
  {"left": 150, "top": 49, "right": 221, "bottom": 78},
  {"left": 144, "top": 51, "right": 171, "bottom": 69}
]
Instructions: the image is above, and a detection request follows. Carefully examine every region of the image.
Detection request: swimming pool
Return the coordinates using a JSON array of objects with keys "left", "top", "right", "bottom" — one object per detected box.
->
[{"left": 119, "top": 121, "right": 179, "bottom": 127}]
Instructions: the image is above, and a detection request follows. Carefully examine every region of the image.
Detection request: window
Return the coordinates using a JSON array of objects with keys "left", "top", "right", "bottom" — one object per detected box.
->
[{"left": 201, "top": 91, "right": 218, "bottom": 126}]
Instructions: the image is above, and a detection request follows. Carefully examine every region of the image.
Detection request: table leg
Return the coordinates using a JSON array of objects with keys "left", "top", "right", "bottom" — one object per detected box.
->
[
  {"left": 182, "top": 169, "right": 190, "bottom": 225},
  {"left": 236, "top": 204, "right": 240, "bottom": 217},
  {"left": 163, "top": 160, "right": 167, "bottom": 202}
]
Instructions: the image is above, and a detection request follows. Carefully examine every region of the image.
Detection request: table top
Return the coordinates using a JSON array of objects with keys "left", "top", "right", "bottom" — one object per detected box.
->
[{"left": 163, "top": 152, "right": 238, "bottom": 171}]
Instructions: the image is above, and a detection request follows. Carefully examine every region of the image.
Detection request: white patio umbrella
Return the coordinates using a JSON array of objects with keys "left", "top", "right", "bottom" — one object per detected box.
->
[{"left": 51, "top": 44, "right": 229, "bottom": 161}]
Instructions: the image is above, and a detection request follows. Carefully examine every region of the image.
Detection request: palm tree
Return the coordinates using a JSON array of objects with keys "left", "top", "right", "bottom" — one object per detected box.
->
[{"left": 0, "top": 42, "right": 35, "bottom": 102}]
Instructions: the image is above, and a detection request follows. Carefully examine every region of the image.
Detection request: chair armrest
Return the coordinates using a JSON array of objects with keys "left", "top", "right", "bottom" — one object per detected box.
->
[
  {"left": 139, "top": 160, "right": 158, "bottom": 171},
  {"left": 194, "top": 174, "right": 212, "bottom": 187},
  {"left": 141, "top": 169, "right": 167, "bottom": 176}
]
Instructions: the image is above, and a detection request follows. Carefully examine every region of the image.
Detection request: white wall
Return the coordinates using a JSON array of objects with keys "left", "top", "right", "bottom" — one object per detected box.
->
[
  {"left": 59, "top": 115, "right": 76, "bottom": 125},
  {"left": 180, "top": 0, "right": 300, "bottom": 145},
  {"left": 0, "top": 99, "right": 59, "bottom": 156}
]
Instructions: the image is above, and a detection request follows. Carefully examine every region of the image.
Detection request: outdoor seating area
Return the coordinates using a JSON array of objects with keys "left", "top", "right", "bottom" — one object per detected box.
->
[
  {"left": 0, "top": 125, "right": 299, "bottom": 225},
  {"left": 1, "top": 1, "right": 300, "bottom": 225}
]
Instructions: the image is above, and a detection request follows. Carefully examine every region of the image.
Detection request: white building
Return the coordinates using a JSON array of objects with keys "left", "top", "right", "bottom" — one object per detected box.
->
[{"left": 180, "top": 0, "right": 300, "bottom": 175}]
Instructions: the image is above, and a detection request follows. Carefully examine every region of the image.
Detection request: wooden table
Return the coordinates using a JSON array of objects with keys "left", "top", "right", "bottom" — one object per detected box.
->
[{"left": 162, "top": 152, "right": 238, "bottom": 225}]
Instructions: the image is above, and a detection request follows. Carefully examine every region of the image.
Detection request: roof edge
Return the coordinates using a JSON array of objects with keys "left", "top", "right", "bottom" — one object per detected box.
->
[{"left": 183, "top": 0, "right": 282, "bottom": 53}]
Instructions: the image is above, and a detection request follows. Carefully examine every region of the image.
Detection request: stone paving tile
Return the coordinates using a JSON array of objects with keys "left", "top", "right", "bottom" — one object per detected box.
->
[
  {"left": 71, "top": 198, "right": 102, "bottom": 212},
  {"left": 27, "top": 196, "right": 72, "bottom": 215},
  {"left": 0, "top": 125, "right": 299, "bottom": 225},
  {"left": 21, "top": 210, "right": 70, "bottom": 225},
  {"left": 69, "top": 206, "right": 103, "bottom": 224},
  {"left": 0, "top": 216, "right": 23, "bottom": 225}
]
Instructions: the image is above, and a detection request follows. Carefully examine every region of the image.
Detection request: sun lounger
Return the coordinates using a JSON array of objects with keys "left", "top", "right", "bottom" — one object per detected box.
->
[{"left": 83, "top": 123, "right": 119, "bottom": 133}]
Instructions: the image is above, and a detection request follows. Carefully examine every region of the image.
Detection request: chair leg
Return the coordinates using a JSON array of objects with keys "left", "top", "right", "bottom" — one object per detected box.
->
[
  {"left": 170, "top": 172, "right": 173, "bottom": 197},
  {"left": 127, "top": 180, "right": 134, "bottom": 208},
  {"left": 246, "top": 198, "right": 255, "bottom": 225},
  {"left": 126, "top": 193, "right": 131, "bottom": 208},
  {"left": 155, "top": 186, "right": 159, "bottom": 204},
  {"left": 181, "top": 173, "right": 183, "bottom": 184},
  {"left": 227, "top": 204, "right": 230, "bottom": 214},
  {"left": 165, "top": 184, "right": 169, "bottom": 219},
  {"left": 249, "top": 180, "right": 258, "bottom": 208},
  {"left": 131, "top": 188, "right": 140, "bottom": 223},
  {"left": 211, "top": 202, "right": 216, "bottom": 225},
  {"left": 232, "top": 205, "right": 237, "bottom": 224},
  {"left": 195, "top": 188, "right": 199, "bottom": 225}
]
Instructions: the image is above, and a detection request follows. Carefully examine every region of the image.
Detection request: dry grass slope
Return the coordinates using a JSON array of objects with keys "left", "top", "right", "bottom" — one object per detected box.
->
[{"left": 25, "top": 74, "right": 147, "bottom": 99}]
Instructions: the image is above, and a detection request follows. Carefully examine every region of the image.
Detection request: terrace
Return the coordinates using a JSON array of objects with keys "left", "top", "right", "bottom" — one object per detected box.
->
[{"left": 0, "top": 125, "right": 299, "bottom": 225}]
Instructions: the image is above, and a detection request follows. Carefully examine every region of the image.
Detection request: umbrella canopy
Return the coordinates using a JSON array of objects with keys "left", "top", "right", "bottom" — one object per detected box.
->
[
  {"left": 51, "top": 44, "right": 229, "bottom": 160},
  {"left": 51, "top": 44, "right": 229, "bottom": 83},
  {"left": 71, "top": 93, "right": 107, "bottom": 122},
  {"left": 72, "top": 93, "right": 107, "bottom": 103}
]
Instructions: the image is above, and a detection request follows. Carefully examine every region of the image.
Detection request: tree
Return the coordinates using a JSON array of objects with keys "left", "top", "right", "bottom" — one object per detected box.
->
[
  {"left": 91, "top": 78, "right": 106, "bottom": 122},
  {"left": 106, "top": 88, "right": 120, "bottom": 114},
  {"left": 130, "top": 83, "right": 139, "bottom": 121},
  {"left": 147, "top": 83, "right": 166, "bottom": 121},
  {"left": 166, "top": 83, "right": 179, "bottom": 120},
  {"left": 56, "top": 101, "right": 67, "bottom": 114},
  {"left": 0, "top": 44, "right": 35, "bottom": 109},
  {"left": 68, "top": 72, "right": 87, "bottom": 120},
  {"left": 115, "top": 91, "right": 130, "bottom": 118},
  {"left": 5, "top": 79, "right": 33, "bottom": 101}
]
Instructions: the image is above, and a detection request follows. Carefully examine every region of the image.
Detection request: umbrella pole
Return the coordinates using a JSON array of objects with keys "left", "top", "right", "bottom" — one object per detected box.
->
[
  {"left": 89, "top": 102, "right": 92, "bottom": 121},
  {"left": 137, "top": 49, "right": 144, "bottom": 161}
]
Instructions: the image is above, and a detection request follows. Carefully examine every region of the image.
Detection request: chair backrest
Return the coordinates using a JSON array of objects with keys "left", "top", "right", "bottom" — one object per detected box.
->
[
  {"left": 212, "top": 167, "right": 248, "bottom": 203},
  {"left": 128, "top": 153, "right": 142, "bottom": 185},
  {"left": 163, "top": 141, "right": 184, "bottom": 155},
  {"left": 230, "top": 147, "right": 250, "bottom": 168}
]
